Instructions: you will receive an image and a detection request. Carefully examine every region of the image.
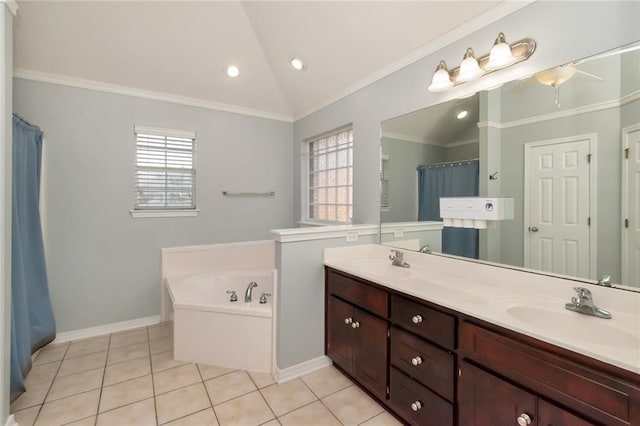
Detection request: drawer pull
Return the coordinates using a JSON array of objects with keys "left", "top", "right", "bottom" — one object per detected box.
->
[
  {"left": 412, "top": 314, "right": 423, "bottom": 324},
  {"left": 410, "top": 401, "right": 422, "bottom": 412},
  {"left": 344, "top": 317, "right": 353, "bottom": 325},
  {"left": 411, "top": 356, "right": 423, "bottom": 366},
  {"left": 351, "top": 321, "right": 360, "bottom": 329},
  {"left": 517, "top": 413, "right": 532, "bottom": 426}
]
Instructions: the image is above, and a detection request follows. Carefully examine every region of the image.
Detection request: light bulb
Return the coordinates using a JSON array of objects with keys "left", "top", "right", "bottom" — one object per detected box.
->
[
  {"left": 428, "top": 61, "right": 453, "bottom": 92},
  {"left": 457, "top": 48, "right": 484, "bottom": 82},
  {"left": 225, "top": 65, "right": 240, "bottom": 78},
  {"left": 456, "top": 110, "right": 468, "bottom": 119},
  {"left": 485, "top": 32, "right": 516, "bottom": 70}
]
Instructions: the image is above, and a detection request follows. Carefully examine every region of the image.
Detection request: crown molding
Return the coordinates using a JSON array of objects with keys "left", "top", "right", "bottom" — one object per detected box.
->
[
  {"left": 1, "top": 0, "right": 18, "bottom": 16},
  {"left": 382, "top": 131, "right": 429, "bottom": 145},
  {"left": 293, "top": 0, "right": 535, "bottom": 121},
  {"left": 447, "top": 138, "right": 479, "bottom": 148},
  {"left": 13, "top": 69, "right": 294, "bottom": 123}
]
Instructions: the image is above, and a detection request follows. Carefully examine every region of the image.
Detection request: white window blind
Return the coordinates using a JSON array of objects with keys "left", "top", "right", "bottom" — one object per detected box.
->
[
  {"left": 307, "top": 127, "right": 353, "bottom": 223},
  {"left": 134, "top": 125, "right": 196, "bottom": 210}
]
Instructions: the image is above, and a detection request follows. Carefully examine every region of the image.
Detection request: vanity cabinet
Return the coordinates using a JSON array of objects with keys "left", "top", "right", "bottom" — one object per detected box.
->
[{"left": 325, "top": 269, "right": 388, "bottom": 399}]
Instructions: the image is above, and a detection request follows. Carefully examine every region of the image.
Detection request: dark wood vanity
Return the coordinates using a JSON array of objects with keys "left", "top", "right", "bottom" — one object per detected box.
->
[{"left": 325, "top": 266, "right": 640, "bottom": 426}]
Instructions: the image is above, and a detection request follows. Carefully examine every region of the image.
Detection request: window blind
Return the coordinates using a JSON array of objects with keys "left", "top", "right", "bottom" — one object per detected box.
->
[{"left": 134, "top": 126, "right": 196, "bottom": 210}]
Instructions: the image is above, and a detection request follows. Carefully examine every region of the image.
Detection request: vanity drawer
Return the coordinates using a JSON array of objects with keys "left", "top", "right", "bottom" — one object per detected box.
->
[
  {"left": 388, "top": 367, "right": 453, "bottom": 426},
  {"left": 460, "top": 321, "right": 640, "bottom": 426},
  {"left": 390, "top": 326, "right": 454, "bottom": 402},
  {"left": 391, "top": 295, "right": 455, "bottom": 349},
  {"left": 326, "top": 269, "right": 388, "bottom": 317}
]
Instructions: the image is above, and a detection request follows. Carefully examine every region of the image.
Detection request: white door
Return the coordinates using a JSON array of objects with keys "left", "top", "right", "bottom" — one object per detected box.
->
[
  {"left": 524, "top": 136, "right": 592, "bottom": 279},
  {"left": 622, "top": 124, "right": 640, "bottom": 285}
]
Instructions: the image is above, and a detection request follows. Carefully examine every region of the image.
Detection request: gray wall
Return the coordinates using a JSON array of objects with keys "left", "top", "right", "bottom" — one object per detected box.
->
[
  {"left": 445, "top": 142, "right": 479, "bottom": 162},
  {"left": 13, "top": 79, "right": 294, "bottom": 332},
  {"left": 293, "top": 1, "right": 640, "bottom": 230},
  {"left": 1, "top": 3, "right": 12, "bottom": 421}
]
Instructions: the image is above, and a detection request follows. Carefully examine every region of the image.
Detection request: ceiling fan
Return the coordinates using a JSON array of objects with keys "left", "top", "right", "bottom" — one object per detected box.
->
[{"left": 533, "top": 63, "right": 603, "bottom": 107}]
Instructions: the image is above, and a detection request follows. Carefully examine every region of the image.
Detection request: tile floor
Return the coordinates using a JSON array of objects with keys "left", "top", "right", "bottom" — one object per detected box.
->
[{"left": 10, "top": 322, "right": 402, "bottom": 426}]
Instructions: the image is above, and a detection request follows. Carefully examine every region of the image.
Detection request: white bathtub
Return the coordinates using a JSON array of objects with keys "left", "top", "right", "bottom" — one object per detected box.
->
[{"left": 166, "top": 269, "right": 275, "bottom": 373}]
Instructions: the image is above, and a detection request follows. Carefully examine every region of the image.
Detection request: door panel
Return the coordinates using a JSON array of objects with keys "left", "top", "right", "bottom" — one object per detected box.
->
[
  {"left": 326, "top": 296, "right": 353, "bottom": 371},
  {"left": 623, "top": 126, "right": 640, "bottom": 285},
  {"left": 352, "top": 307, "right": 388, "bottom": 399}
]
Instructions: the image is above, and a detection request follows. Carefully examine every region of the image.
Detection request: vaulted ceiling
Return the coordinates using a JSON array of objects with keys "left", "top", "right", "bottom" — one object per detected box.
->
[{"left": 14, "top": 1, "right": 519, "bottom": 121}]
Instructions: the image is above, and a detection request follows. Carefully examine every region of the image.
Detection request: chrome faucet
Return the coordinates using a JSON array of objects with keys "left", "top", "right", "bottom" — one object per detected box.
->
[
  {"left": 244, "top": 281, "right": 258, "bottom": 303},
  {"left": 597, "top": 275, "right": 613, "bottom": 287},
  {"left": 419, "top": 244, "right": 432, "bottom": 254},
  {"left": 565, "top": 287, "right": 612, "bottom": 319},
  {"left": 389, "top": 249, "right": 410, "bottom": 268}
]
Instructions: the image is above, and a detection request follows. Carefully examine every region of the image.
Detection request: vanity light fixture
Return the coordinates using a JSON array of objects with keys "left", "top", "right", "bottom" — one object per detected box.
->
[
  {"left": 290, "top": 57, "right": 306, "bottom": 71},
  {"left": 428, "top": 33, "right": 536, "bottom": 92},
  {"left": 225, "top": 65, "right": 240, "bottom": 78}
]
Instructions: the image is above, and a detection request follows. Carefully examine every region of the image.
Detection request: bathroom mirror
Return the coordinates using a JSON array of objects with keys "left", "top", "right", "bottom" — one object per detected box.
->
[{"left": 380, "top": 40, "right": 640, "bottom": 291}]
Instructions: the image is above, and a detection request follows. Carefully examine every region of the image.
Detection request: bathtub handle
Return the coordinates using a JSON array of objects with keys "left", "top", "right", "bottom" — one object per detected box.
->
[
  {"left": 226, "top": 290, "right": 238, "bottom": 302},
  {"left": 259, "top": 292, "right": 272, "bottom": 304}
]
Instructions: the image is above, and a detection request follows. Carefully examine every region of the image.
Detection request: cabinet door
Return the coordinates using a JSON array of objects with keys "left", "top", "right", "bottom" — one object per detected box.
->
[
  {"left": 538, "top": 400, "right": 594, "bottom": 426},
  {"left": 326, "top": 296, "right": 353, "bottom": 372},
  {"left": 459, "top": 361, "right": 537, "bottom": 426},
  {"left": 352, "top": 307, "right": 388, "bottom": 399}
]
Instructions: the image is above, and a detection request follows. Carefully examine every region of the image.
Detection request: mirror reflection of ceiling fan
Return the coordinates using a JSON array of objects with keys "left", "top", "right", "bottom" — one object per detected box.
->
[{"left": 534, "top": 63, "right": 603, "bottom": 107}]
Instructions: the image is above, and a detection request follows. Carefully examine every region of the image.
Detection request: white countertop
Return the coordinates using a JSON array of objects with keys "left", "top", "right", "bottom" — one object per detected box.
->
[{"left": 324, "top": 244, "right": 640, "bottom": 375}]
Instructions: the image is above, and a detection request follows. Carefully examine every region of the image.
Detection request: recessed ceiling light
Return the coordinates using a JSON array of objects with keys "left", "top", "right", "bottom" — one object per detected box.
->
[
  {"left": 456, "top": 110, "right": 468, "bottom": 120},
  {"left": 225, "top": 65, "right": 240, "bottom": 78},
  {"left": 290, "top": 57, "right": 306, "bottom": 71}
]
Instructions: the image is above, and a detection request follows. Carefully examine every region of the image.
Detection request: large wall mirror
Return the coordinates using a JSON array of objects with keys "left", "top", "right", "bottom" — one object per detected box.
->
[{"left": 380, "top": 40, "right": 640, "bottom": 292}]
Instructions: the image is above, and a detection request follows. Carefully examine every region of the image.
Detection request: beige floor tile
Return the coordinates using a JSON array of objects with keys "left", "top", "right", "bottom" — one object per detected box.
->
[
  {"left": 204, "top": 370, "right": 256, "bottom": 405},
  {"left": 110, "top": 329, "right": 148, "bottom": 349},
  {"left": 278, "top": 401, "right": 341, "bottom": 426},
  {"left": 66, "top": 337, "right": 109, "bottom": 359},
  {"left": 213, "top": 391, "right": 274, "bottom": 426},
  {"left": 155, "top": 383, "right": 211, "bottom": 425},
  {"left": 65, "top": 416, "right": 96, "bottom": 426},
  {"left": 46, "top": 368, "right": 104, "bottom": 402},
  {"left": 24, "top": 361, "right": 60, "bottom": 386},
  {"left": 301, "top": 365, "right": 353, "bottom": 399},
  {"left": 99, "top": 375, "right": 154, "bottom": 413},
  {"left": 10, "top": 380, "right": 51, "bottom": 411},
  {"left": 153, "top": 364, "right": 202, "bottom": 395},
  {"left": 96, "top": 398, "right": 156, "bottom": 426},
  {"left": 165, "top": 408, "right": 218, "bottom": 426},
  {"left": 103, "top": 356, "right": 151, "bottom": 386},
  {"left": 148, "top": 324, "right": 173, "bottom": 340},
  {"left": 322, "top": 386, "right": 384, "bottom": 426},
  {"left": 12, "top": 405, "right": 40, "bottom": 426},
  {"left": 260, "top": 378, "right": 317, "bottom": 417},
  {"left": 107, "top": 341, "right": 149, "bottom": 365},
  {"left": 35, "top": 389, "right": 100, "bottom": 426},
  {"left": 57, "top": 352, "right": 106, "bottom": 377},
  {"left": 149, "top": 336, "right": 173, "bottom": 355},
  {"left": 359, "top": 411, "right": 403, "bottom": 426},
  {"left": 197, "top": 364, "right": 235, "bottom": 381},
  {"left": 248, "top": 371, "right": 276, "bottom": 389},
  {"left": 34, "top": 345, "right": 68, "bottom": 365},
  {"left": 151, "top": 351, "right": 188, "bottom": 373},
  {"left": 261, "top": 420, "right": 281, "bottom": 426}
]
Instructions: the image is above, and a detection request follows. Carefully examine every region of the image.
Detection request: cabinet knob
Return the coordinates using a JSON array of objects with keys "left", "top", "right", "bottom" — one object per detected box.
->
[
  {"left": 411, "top": 314, "right": 423, "bottom": 324},
  {"left": 344, "top": 317, "right": 353, "bottom": 325},
  {"left": 517, "top": 413, "right": 532, "bottom": 426},
  {"left": 410, "top": 401, "right": 422, "bottom": 412},
  {"left": 351, "top": 321, "right": 360, "bottom": 329},
  {"left": 411, "top": 356, "right": 423, "bottom": 366}
]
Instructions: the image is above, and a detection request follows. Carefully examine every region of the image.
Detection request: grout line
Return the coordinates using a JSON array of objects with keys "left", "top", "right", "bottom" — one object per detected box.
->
[
  {"left": 195, "top": 366, "right": 220, "bottom": 425},
  {"left": 297, "top": 377, "right": 345, "bottom": 425},
  {"left": 93, "top": 332, "right": 112, "bottom": 422},
  {"left": 146, "top": 326, "right": 160, "bottom": 426}
]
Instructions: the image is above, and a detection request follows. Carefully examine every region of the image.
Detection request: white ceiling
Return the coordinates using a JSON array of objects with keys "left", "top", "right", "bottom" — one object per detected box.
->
[{"left": 13, "top": 1, "right": 516, "bottom": 121}]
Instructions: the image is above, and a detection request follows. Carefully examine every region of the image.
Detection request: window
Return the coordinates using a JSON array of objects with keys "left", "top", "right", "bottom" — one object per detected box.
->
[
  {"left": 133, "top": 125, "right": 196, "bottom": 213},
  {"left": 306, "top": 127, "right": 353, "bottom": 224}
]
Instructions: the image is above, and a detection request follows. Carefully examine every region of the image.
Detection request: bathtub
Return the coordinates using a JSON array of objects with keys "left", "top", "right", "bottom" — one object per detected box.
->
[{"left": 166, "top": 269, "right": 275, "bottom": 373}]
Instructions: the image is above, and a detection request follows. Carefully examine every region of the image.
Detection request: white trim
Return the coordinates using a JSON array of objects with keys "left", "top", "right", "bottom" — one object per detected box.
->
[
  {"left": 274, "top": 355, "right": 333, "bottom": 384},
  {"left": 161, "top": 239, "right": 274, "bottom": 254},
  {"left": 130, "top": 209, "right": 200, "bottom": 218},
  {"left": 4, "top": 415, "right": 16, "bottom": 426},
  {"left": 134, "top": 125, "right": 195, "bottom": 140},
  {"left": 293, "top": 1, "right": 534, "bottom": 121},
  {"left": 621, "top": 123, "right": 640, "bottom": 284},
  {"left": 52, "top": 315, "right": 161, "bottom": 344},
  {"left": 523, "top": 134, "right": 597, "bottom": 280},
  {"left": 271, "top": 224, "right": 378, "bottom": 243},
  {"left": 380, "top": 221, "right": 444, "bottom": 234},
  {"left": 13, "top": 69, "right": 293, "bottom": 123},
  {"left": 621, "top": 90, "right": 640, "bottom": 107},
  {"left": 381, "top": 131, "right": 429, "bottom": 145},
  {"left": 446, "top": 138, "right": 479, "bottom": 148},
  {"left": 1, "top": 0, "right": 18, "bottom": 16},
  {"left": 477, "top": 120, "right": 504, "bottom": 129}
]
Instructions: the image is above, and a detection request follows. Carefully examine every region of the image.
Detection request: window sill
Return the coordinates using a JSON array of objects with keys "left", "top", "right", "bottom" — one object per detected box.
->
[{"left": 130, "top": 209, "right": 200, "bottom": 218}]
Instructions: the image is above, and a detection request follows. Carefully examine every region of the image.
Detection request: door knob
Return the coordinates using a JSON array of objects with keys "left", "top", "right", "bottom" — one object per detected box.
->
[
  {"left": 528, "top": 226, "right": 539, "bottom": 232},
  {"left": 517, "top": 413, "right": 532, "bottom": 426}
]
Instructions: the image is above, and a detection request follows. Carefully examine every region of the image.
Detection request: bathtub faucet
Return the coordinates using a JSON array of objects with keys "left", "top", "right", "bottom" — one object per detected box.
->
[{"left": 245, "top": 281, "right": 258, "bottom": 303}]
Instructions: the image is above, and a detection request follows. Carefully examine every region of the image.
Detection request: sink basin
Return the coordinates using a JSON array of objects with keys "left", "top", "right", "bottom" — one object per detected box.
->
[
  {"left": 505, "top": 305, "right": 639, "bottom": 349},
  {"left": 346, "top": 260, "right": 414, "bottom": 279}
]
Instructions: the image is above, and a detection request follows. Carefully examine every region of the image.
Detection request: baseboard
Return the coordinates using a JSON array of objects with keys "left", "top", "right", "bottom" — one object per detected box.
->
[
  {"left": 274, "top": 355, "right": 332, "bottom": 384},
  {"left": 4, "top": 414, "right": 16, "bottom": 426},
  {"left": 53, "top": 315, "right": 162, "bottom": 343}
]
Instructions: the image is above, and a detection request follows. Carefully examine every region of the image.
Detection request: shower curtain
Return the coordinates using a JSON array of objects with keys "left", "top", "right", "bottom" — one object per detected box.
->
[
  {"left": 10, "top": 115, "right": 56, "bottom": 402},
  {"left": 417, "top": 160, "right": 479, "bottom": 259}
]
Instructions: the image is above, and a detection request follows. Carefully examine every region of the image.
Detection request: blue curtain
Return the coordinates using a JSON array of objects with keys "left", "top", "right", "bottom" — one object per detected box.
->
[
  {"left": 417, "top": 160, "right": 480, "bottom": 259},
  {"left": 11, "top": 116, "right": 56, "bottom": 402}
]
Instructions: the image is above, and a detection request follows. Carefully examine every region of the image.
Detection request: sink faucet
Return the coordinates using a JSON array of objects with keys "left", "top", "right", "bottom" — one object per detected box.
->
[
  {"left": 244, "top": 281, "right": 258, "bottom": 303},
  {"left": 565, "top": 287, "right": 611, "bottom": 319},
  {"left": 389, "top": 249, "right": 410, "bottom": 268},
  {"left": 597, "top": 275, "right": 613, "bottom": 287},
  {"left": 419, "top": 244, "right": 432, "bottom": 254}
]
